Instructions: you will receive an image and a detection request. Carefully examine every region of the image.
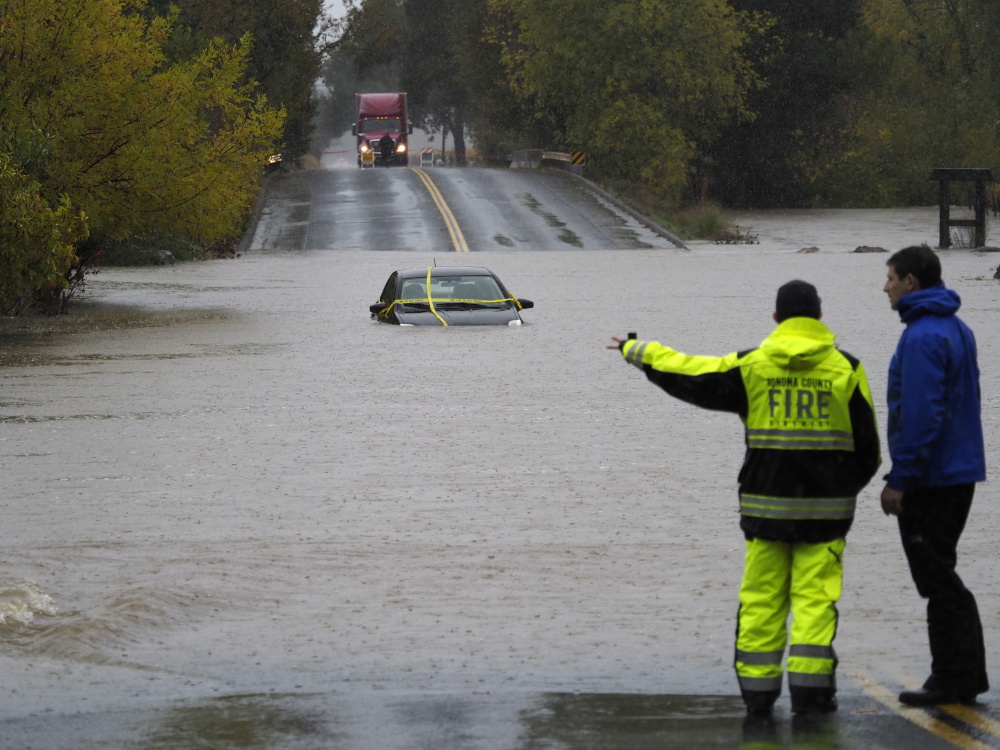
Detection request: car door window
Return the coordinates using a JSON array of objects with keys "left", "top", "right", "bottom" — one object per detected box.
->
[
  {"left": 380, "top": 273, "right": 397, "bottom": 303},
  {"left": 401, "top": 279, "right": 427, "bottom": 299}
]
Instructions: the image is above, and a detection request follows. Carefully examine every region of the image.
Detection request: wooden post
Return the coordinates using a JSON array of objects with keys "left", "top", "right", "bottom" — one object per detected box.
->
[
  {"left": 974, "top": 178, "right": 987, "bottom": 248},
  {"left": 929, "top": 168, "right": 996, "bottom": 248},
  {"left": 938, "top": 177, "right": 951, "bottom": 248}
]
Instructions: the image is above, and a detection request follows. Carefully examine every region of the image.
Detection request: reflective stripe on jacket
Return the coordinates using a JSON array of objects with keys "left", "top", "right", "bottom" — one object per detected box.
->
[{"left": 622, "top": 318, "right": 881, "bottom": 542}]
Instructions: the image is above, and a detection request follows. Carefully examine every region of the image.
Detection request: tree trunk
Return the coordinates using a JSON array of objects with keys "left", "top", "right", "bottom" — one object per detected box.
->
[{"left": 453, "top": 105, "right": 467, "bottom": 166}]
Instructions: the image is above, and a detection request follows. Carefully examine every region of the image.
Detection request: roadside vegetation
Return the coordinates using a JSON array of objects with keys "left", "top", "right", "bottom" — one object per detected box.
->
[
  {"left": 0, "top": 0, "right": 325, "bottom": 315},
  {"left": 318, "top": 0, "right": 1000, "bottom": 235}
]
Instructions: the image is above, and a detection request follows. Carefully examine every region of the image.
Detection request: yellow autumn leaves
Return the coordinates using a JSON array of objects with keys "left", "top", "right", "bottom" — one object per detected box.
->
[{"left": 0, "top": 0, "right": 285, "bottom": 313}]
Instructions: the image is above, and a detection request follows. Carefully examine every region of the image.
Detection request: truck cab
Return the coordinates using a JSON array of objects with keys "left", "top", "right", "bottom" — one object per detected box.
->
[{"left": 353, "top": 92, "right": 413, "bottom": 167}]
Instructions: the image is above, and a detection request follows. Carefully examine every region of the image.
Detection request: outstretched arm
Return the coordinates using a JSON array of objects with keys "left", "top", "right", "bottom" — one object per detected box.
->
[{"left": 606, "top": 335, "right": 748, "bottom": 415}]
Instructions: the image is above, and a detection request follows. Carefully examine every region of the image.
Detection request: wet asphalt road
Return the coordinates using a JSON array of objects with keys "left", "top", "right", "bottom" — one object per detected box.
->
[
  {"left": 252, "top": 164, "right": 680, "bottom": 253},
  {"left": 0, "top": 692, "right": 985, "bottom": 749},
  {"left": 3, "top": 164, "right": 1000, "bottom": 748}
]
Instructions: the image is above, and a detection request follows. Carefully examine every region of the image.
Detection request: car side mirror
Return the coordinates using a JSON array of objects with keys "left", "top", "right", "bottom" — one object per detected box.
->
[
  {"left": 352, "top": 125, "right": 357, "bottom": 136},
  {"left": 408, "top": 124, "right": 414, "bottom": 135},
  {"left": 517, "top": 299, "right": 534, "bottom": 309},
  {"left": 369, "top": 302, "right": 388, "bottom": 314}
]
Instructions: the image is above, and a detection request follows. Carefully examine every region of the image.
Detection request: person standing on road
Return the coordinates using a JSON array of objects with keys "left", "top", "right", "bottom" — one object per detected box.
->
[
  {"left": 607, "top": 281, "right": 881, "bottom": 717},
  {"left": 880, "top": 245, "right": 988, "bottom": 707},
  {"left": 378, "top": 132, "right": 395, "bottom": 165}
]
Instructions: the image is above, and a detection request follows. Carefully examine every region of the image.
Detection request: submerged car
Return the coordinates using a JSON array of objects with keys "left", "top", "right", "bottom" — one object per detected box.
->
[{"left": 369, "top": 266, "right": 534, "bottom": 326}]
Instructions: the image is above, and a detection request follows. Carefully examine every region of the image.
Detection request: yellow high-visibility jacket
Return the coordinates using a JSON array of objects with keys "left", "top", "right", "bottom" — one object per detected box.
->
[{"left": 621, "top": 317, "right": 881, "bottom": 543}]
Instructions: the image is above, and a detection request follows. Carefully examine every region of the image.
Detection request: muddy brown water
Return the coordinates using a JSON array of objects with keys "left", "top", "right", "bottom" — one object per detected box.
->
[{"left": 2, "top": 204, "right": 1000, "bottom": 744}]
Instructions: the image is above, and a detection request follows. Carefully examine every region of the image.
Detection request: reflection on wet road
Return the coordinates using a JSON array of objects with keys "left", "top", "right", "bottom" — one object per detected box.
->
[{"left": 0, "top": 691, "right": 986, "bottom": 749}]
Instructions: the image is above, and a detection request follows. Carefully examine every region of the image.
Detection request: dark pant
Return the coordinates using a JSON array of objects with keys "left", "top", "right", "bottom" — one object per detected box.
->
[{"left": 898, "top": 484, "right": 988, "bottom": 695}]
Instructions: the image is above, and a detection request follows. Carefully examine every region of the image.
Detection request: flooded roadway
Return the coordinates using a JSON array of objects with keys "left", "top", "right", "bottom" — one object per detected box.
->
[{"left": 2, "top": 166, "right": 1000, "bottom": 748}]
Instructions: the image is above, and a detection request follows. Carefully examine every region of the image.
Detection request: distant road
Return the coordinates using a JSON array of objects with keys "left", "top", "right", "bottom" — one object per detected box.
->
[{"left": 250, "top": 166, "right": 685, "bottom": 254}]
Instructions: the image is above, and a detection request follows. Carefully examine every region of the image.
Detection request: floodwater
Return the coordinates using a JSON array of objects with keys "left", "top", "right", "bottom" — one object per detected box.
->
[{"left": 3, "top": 199, "right": 1000, "bottom": 748}]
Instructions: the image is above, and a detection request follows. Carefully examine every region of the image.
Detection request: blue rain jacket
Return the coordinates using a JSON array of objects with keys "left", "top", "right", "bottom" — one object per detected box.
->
[{"left": 886, "top": 284, "right": 986, "bottom": 490}]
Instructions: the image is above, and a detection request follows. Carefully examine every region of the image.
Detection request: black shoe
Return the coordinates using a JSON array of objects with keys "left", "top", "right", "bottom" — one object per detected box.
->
[
  {"left": 792, "top": 693, "right": 838, "bottom": 715},
  {"left": 791, "top": 686, "right": 838, "bottom": 716},
  {"left": 744, "top": 691, "right": 779, "bottom": 717},
  {"left": 792, "top": 696, "right": 838, "bottom": 715},
  {"left": 899, "top": 688, "right": 977, "bottom": 707}
]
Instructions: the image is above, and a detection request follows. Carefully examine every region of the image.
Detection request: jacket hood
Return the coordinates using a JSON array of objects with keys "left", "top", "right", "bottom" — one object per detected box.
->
[
  {"left": 759, "top": 317, "right": 836, "bottom": 371},
  {"left": 897, "top": 283, "right": 961, "bottom": 323}
]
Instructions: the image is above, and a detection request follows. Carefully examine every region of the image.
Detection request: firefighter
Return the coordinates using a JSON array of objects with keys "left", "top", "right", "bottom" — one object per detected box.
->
[{"left": 607, "top": 280, "right": 881, "bottom": 716}]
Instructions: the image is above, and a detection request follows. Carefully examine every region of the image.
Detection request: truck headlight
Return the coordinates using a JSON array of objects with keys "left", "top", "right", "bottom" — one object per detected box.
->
[{"left": 396, "top": 143, "right": 407, "bottom": 154}]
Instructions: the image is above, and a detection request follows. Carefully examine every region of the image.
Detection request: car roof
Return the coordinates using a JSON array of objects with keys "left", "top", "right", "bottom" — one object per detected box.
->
[{"left": 396, "top": 266, "right": 495, "bottom": 279}]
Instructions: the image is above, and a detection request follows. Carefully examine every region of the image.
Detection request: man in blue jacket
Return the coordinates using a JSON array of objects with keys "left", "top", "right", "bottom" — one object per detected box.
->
[{"left": 880, "top": 244, "right": 988, "bottom": 706}]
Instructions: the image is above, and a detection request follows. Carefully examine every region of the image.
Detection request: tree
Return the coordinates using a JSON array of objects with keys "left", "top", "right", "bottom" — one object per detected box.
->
[
  {"left": 0, "top": 147, "right": 88, "bottom": 315},
  {"left": 314, "top": 47, "right": 361, "bottom": 145},
  {"left": 336, "top": 0, "right": 407, "bottom": 79},
  {"left": 459, "top": 0, "right": 550, "bottom": 159},
  {"left": 490, "top": 0, "right": 764, "bottom": 202},
  {"left": 800, "top": 0, "right": 1000, "bottom": 206},
  {"left": 0, "top": 0, "right": 283, "bottom": 311},
  {"left": 401, "top": 0, "right": 469, "bottom": 164},
  {"left": 705, "top": 0, "right": 866, "bottom": 207},
  {"left": 145, "top": 0, "right": 325, "bottom": 159}
]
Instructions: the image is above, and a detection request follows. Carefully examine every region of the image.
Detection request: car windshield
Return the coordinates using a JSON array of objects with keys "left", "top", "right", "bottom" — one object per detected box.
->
[
  {"left": 399, "top": 275, "right": 507, "bottom": 305},
  {"left": 362, "top": 118, "right": 401, "bottom": 134}
]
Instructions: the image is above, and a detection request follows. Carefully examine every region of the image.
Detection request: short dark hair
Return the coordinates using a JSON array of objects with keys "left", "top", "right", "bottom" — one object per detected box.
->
[
  {"left": 775, "top": 280, "right": 821, "bottom": 322},
  {"left": 887, "top": 245, "right": 941, "bottom": 289}
]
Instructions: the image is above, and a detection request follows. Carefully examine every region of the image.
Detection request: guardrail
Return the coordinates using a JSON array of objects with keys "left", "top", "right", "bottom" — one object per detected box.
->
[{"left": 510, "top": 149, "right": 584, "bottom": 175}]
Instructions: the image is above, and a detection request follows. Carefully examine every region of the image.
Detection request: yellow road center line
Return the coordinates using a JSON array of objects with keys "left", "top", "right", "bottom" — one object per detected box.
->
[
  {"left": 943, "top": 705, "right": 1000, "bottom": 742},
  {"left": 412, "top": 168, "right": 469, "bottom": 253},
  {"left": 413, "top": 168, "right": 466, "bottom": 252},
  {"left": 846, "top": 663, "right": 996, "bottom": 750}
]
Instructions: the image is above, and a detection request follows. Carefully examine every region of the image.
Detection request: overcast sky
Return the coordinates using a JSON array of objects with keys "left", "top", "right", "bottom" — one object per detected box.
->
[{"left": 325, "top": 0, "right": 347, "bottom": 19}]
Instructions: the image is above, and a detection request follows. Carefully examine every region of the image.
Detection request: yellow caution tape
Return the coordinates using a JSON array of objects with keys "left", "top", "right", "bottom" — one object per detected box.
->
[{"left": 424, "top": 267, "right": 447, "bottom": 325}]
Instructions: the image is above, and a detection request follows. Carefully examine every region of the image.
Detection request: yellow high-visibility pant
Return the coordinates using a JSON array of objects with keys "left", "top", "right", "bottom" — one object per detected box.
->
[{"left": 734, "top": 537, "right": 845, "bottom": 696}]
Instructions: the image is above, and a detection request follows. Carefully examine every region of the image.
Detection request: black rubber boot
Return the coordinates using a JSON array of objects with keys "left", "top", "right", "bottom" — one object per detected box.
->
[
  {"left": 743, "top": 689, "right": 781, "bottom": 716},
  {"left": 791, "top": 687, "right": 837, "bottom": 715}
]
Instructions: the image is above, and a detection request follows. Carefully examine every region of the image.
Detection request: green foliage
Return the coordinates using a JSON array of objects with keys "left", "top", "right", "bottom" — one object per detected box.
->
[
  {"left": 706, "top": 0, "right": 866, "bottom": 207},
  {"left": 0, "top": 0, "right": 286, "bottom": 314},
  {"left": 0, "top": 0, "right": 284, "bottom": 308},
  {"left": 490, "top": 0, "right": 765, "bottom": 203},
  {"left": 800, "top": 0, "right": 1000, "bottom": 207},
  {"left": 465, "top": 0, "right": 554, "bottom": 158},
  {"left": 0, "top": 151, "right": 88, "bottom": 315},
  {"left": 81, "top": 231, "right": 209, "bottom": 266},
  {"left": 314, "top": 0, "right": 1000, "bottom": 209},
  {"left": 674, "top": 204, "right": 728, "bottom": 240},
  {"left": 145, "top": 0, "right": 325, "bottom": 159},
  {"left": 337, "top": 0, "right": 406, "bottom": 78},
  {"left": 402, "top": 0, "right": 470, "bottom": 161}
]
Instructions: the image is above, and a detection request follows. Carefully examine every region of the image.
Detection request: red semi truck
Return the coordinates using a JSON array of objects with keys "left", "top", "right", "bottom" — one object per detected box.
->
[{"left": 352, "top": 92, "right": 413, "bottom": 167}]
